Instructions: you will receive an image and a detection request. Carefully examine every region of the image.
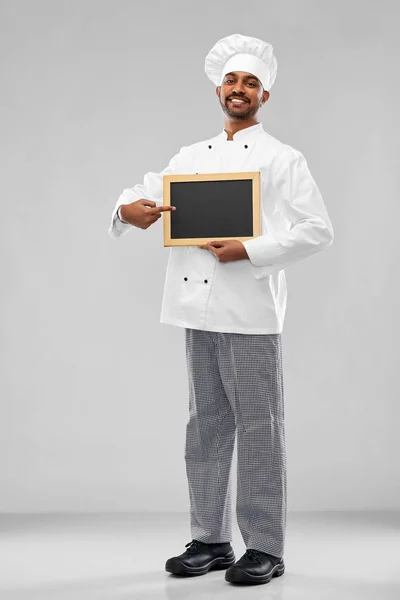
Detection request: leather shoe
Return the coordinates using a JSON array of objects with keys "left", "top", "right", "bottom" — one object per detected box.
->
[
  {"left": 225, "top": 548, "right": 285, "bottom": 585},
  {"left": 165, "top": 539, "right": 235, "bottom": 576}
]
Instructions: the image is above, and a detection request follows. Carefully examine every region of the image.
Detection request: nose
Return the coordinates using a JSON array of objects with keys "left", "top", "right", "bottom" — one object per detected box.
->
[{"left": 232, "top": 84, "right": 245, "bottom": 94}]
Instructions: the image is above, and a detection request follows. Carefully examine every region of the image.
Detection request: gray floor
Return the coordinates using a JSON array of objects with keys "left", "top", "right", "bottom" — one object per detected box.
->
[{"left": 0, "top": 511, "right": 399, "bottom": 599}]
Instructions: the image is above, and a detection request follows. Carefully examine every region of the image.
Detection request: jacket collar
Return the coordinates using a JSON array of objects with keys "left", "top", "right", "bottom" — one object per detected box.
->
[{"left": 218, "top": 122, "right": 264, "bottom": 141}]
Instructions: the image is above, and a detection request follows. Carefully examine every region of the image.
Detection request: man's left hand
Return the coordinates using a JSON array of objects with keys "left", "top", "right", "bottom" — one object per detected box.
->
[{"left": 198, "top": 239, "right": 249, "bottom": 262}]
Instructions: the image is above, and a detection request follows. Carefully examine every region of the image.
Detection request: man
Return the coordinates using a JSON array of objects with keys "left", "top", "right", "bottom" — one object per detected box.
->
[{"left": 109, "top": 33, "right": 334, "bottom": 586}]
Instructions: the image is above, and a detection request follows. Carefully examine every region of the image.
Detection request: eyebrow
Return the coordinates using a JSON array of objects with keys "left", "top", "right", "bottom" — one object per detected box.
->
[{"left": 224, "top": 72, "right": 259, "bottom": 81}]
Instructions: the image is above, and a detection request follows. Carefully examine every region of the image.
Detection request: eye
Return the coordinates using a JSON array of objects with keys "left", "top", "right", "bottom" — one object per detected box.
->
[{"left": 225, "top": 79, "right": 256, "bottom": 86}]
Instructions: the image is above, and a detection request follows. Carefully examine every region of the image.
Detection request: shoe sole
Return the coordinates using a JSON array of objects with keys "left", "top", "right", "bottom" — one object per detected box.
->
[
  {"left": 165, "top": 552, "right": 236, "bottom": 576},
  {"left": 225, "top": 561, "right": 285, "bottom": 585}
]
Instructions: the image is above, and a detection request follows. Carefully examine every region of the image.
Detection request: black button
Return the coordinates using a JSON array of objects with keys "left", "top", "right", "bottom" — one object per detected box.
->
[
  {"left": 184, "top": 277, "right": 188, "bottom": 281},
  {"left": 208, "top": 145, "right": 212, "bottom": 149},
  {"left": 244, "top": 144, "right": 248, "bottom": 148},
  {"left": 204, "top": 279, "right": 208, "bottom": 284}
]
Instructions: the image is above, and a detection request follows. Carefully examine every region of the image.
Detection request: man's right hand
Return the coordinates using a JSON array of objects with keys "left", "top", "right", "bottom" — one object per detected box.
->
[{"left": 119, "top": 199, "right": 176, "bottom": 230}]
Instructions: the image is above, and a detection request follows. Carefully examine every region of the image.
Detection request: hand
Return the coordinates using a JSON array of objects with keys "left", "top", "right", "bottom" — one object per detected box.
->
[
  {"left": 198, "top": 239, "right": 249, "bottom": 262},
  {"left": 119, "top": 200, "right": 176, "bottom": 230}
]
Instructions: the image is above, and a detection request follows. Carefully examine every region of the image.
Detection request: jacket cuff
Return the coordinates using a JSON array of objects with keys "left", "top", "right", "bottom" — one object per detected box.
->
[
  {"left": 108, "top": 209, "right": 132, "bottom": 239},
  {"left": 242, "top": 236, "right": 280, "bottom": 267}
]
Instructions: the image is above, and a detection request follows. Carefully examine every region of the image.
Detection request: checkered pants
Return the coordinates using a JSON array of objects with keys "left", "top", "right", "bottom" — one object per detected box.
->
[{"left": 184, "top": 327, "right": 287, "bottom": 558}]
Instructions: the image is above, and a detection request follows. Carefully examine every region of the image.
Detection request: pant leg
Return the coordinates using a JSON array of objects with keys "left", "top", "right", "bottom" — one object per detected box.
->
[
  {"left": 184, "top": 327, "right": 237, "bottom": 543},
  {"left": 215, "top": 332, "right": 287, "bottom": 558}
]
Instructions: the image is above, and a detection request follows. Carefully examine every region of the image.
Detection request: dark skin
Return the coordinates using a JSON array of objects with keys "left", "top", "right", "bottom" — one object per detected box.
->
[
  {"left": 217, "top": 70, "right": 270, "bottom": 139},
  {"left": 199, "top": 71, "right": 270, "bottom": 261}
]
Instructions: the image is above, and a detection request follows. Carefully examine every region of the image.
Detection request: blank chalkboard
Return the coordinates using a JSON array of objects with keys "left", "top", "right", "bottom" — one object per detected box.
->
[{"left": 162, "top": 171, "right": 260, "bottom": 247}]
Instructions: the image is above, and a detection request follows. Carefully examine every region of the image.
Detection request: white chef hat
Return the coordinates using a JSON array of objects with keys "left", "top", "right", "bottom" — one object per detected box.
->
[{"left": 204, "top": 33, "right": 277, "bottom": 92}]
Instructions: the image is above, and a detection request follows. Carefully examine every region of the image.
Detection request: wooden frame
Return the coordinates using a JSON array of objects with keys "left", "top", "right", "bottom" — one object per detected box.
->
[{"left": 162, "top": 171, "right": 260, "bottom": 247}]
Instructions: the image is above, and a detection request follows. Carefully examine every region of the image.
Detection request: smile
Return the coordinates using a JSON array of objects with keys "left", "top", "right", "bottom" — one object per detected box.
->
[{"left": 229, "top": 99, "right": 249, "bottom": 104}]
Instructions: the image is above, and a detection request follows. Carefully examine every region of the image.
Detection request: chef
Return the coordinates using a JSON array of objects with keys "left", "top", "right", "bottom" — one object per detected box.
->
[{"left": 109, "top": 33, "right": 334, "bottom": 586}]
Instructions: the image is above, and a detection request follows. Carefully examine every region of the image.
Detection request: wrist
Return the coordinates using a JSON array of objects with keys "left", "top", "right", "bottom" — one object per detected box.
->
[{"left": 118, "top": 205, "right": 129, "bottom": 224}]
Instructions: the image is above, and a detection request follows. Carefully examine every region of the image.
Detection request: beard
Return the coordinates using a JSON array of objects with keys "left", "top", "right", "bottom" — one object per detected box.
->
[{"left": 219, "top": 97, "right": 260, "bottom": 120}]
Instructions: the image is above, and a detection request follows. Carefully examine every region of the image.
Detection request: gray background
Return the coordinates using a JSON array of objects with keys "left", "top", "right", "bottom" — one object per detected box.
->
[{"left": 1, "top": 0, "right": 398, "bottom": 512}]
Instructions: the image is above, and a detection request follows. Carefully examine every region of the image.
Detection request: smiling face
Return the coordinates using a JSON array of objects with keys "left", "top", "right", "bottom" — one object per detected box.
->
[{"left": 216, "top": 71, "right": 270, "bottom": 121}]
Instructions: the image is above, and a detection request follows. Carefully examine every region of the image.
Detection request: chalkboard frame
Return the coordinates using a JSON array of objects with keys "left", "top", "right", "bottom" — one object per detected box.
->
[{"left": 162, "top": 171, "right": 261, "bottom": 247}]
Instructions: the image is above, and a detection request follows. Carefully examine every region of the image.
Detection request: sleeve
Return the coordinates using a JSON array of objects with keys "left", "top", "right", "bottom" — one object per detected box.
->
[
  {"left": 108, "top": 147, "right": 186, "bottom": 240},
  {"left": 242, "top": 148, "right": 334, "bottom": 274},
  {"left": 117, "top": 206, "right": 129, "bottom": 223}
]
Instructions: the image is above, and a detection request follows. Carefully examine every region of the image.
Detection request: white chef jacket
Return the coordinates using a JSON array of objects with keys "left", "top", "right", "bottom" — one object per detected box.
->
[{"left": 109, "top": 123, "right": 334, "bottom": 334}]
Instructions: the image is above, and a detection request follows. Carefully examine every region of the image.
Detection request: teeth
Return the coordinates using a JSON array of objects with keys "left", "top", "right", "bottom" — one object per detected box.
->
[{"left": 230, "top": 99, "right": 246, "bottom": 103}]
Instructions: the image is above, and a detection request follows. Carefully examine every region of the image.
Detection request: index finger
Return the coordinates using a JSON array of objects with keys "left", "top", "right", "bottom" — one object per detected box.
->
[{"left": 152, "top": 205, "right": 176, "bottom": 213}]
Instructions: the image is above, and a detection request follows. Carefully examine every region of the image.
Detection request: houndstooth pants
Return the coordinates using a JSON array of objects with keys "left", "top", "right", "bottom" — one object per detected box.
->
[{"left": 184, "top": 327, "right": 287, "bottom": 559}]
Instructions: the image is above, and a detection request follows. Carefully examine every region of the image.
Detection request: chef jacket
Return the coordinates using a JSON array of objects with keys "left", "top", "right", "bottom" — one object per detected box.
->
[{"left": 109, "top": 123, "right": 334, "bottom": 334}]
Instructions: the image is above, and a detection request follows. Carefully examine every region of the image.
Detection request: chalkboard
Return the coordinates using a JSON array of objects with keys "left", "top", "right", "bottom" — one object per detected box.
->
[{"left": 162, "top": 171, "right": 260, "bottom": 247}]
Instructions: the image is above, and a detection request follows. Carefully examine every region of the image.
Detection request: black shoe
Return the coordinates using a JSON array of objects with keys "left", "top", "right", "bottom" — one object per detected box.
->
[
  {"left": 225, "top": 549, "right": 285, "bottom": 585},
  {"left": 165, "top": 539, "right": 235, "bottom": 576}
]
